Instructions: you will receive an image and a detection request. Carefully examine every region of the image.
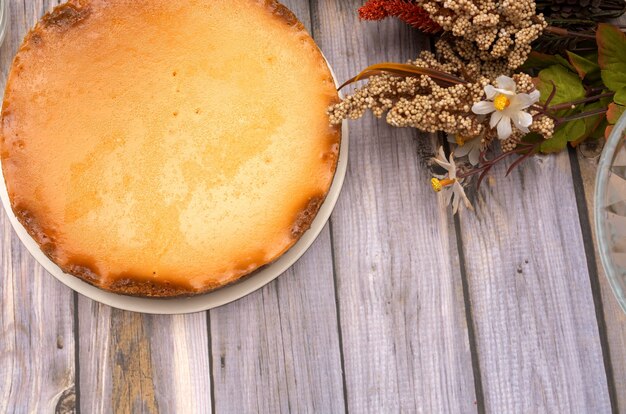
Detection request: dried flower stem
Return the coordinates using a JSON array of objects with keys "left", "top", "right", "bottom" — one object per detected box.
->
[
  {"left": 557, "top": 107, "right": 608, "bottom": 124},
  {"left": 549, "top": 92, "right": 614, "bottom": 112},
  {"left": 530, "top": 92, "right": 614, "bottom": 123},
  {"left": 544, "top": 26, "right": 596, "bottom": 39},
  {"left": 338, "top": 62, "right": 468, "bottom": 90},
  {"left": 457, "top": 142, "right": 541, "bottom": 189}
]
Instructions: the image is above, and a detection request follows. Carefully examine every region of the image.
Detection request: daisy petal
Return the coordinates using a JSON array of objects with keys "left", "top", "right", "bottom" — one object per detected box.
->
[
  {"left": 496, "top": 75, "right": 516, "bottom": 93},
  {"left": 472, "top": 101, "right": 496, "bottom": 115},
  {"left": 484, "top": 85, "right": 497, "bottom": 99},
  {"left": 434, "top": 158, "right": 451, "bottom": 170},
  {"left": 454, "top": 144, "right": 471, "bottom": 157},
  {"left": 512, "top": 93, "right": 540, "bottom": 110},
  {"left": 493, "top": 87, "right": 516, "bottom": 97},
  {"left": 455, "top": 183, "right": 473, "bottom": 211},
  {"left": 497, "top": 117, "right": 513, "bottom": 140},
  {"left": 512, "top": 111, "right": 533, "bottom": 129},
  {"left": 443, "top": 187, "right": 453, "bottom": 206},
  {"left": 529, "top": 90, "right": 541, "bottom": 102},
  {"left": 449, "top": 153, "right": 457, "bottom": 177},
  {"left": 490, "top": 111, "right": 504, "bottom": 128},
  {"left": 433, "top": 147, "right": 451, "bottom": 169},
  {"left": 469, "top": 147, "right": 480, "bottom": 166}
]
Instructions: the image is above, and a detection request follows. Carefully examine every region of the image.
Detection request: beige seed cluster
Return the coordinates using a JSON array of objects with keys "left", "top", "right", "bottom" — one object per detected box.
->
[
  {"left": 435, "top": 38, "right": 511, "bottom": 80},
  {"left": 418, "top": 0, "right": 547, "bottom": 71},
  {"left": 530, "top": 115, "right": 555, "bottom": 139},
  {"left": 328, "top": 8, "right": 555, "bottom": 150},
  {"left": 500, "top": 132, "right": 523, "bottom": 152},
  {"left": 328, "top": 50, "right": 491, "bottom": 138},
  {"left": 327, "top": 54, "right": 555, "bottom": 145},
  {"left": 512, "top": 73, "right": 535, "bottom": 93}
]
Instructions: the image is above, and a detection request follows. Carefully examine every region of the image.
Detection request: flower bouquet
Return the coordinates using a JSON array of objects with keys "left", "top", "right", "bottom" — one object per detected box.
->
[{"left": 328, "top": 0, "right": 626, "bottom": 213}]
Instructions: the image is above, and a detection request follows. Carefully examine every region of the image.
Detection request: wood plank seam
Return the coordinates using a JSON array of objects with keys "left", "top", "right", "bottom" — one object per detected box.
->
[
  {"left": 438, "top": 71, "right": 487, "bottom": 414},
  {"left": 568, "top": 148, "right": 619, "bottom": 413},
  {"left": 314, "top": 2, "right": 478, "bottom": 410},
  {"left": 206, "top": 312, "right": 216, "bottom": 414},
  {"left": 453, "top": 203, "right": 487, "bottom": 414},
  {"left": 72, "top": 291, "right": 81, "bottom": 414},
  {"left": 329, "top": 219, "right": 351, "bottom": 414},
  {"left": 309, "top": 1, "right": 350, "bottom": 411},
  {"left": 456, "top": 150, "right": 612, "bottom": 412},
  {"left": 272, "top": 283, "right": 293, "bottom": 413}
]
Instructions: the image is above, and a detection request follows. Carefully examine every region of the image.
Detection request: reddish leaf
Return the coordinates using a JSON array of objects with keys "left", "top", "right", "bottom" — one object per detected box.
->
[
  {"left": 566, "top": 51, "right": 600, "bottom": 81},
  {"left": 358, "top": 0, "right": 441, "bottom": 33},
  {"left": 597, "top": 23, "right": 626, "bottom": 70},
  {"left": 607, "top": 102, "right": 626, "bottom": 124},
  {"left": 339, "top": 62, "right": 467, "bottom": 90}
]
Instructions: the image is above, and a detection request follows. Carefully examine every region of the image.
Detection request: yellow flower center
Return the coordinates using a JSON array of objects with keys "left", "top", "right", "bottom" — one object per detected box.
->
[
  {"left": 431, "top": 177, "right": 456, "bottom": 192},
  {"left": 493, "top": 94, "right": 510, "bottom": 111},
  {"left": 455, "top": 136, "right": 466, "bottom": 146}
]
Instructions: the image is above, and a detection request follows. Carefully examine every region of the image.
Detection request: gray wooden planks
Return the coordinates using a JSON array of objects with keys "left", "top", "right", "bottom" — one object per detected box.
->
[
  {"left": 577, "top": 151, "right": 626, "bottom": 412},
  {"left": 0, "top": 1, "right": 77, "bottom": 413},
  {"left": 209, "top": 2, "right": 345, "bottom": 412},
  {"left": 457, "top": 152, "right": 612, "bottom": 412},
  {"left": 0, "top": 0, "right": 623, "bottom": 413},
  {"left": 210, "top": 227, "right": 344, "bottom": 413},
  {"left": 312, "top": 1, "right": 478, "bottom": 412},
  {"left": 77, "top": 298, "right": 213, "bottom": 414},
  {"left": 0, "top": 215, "right": 77, "bottom": 414}
]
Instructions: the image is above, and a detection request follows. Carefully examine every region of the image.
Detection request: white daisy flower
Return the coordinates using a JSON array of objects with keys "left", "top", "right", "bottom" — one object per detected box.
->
[
  {"left": 471, "top": 75, "right": 540, "bottom": 140},
  {"left": 431, "top": 147, "right": 473, "bottom": 214},
  {"left": 447, "top": 134, "right": 482, "bottom": 166}
]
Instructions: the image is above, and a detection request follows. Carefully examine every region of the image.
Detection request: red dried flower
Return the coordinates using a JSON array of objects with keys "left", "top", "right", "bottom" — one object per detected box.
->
[{"left": 358, "top": 0, "right": 442, "bottom": 34}]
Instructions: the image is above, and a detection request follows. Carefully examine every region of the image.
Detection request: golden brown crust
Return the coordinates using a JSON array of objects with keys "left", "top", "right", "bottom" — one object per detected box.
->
[
  {"left": 2, "top": 0, "right": 341, "bottom": 298},
  {"left": 16, "top": 1, "right": 89, "bottom": 52},
  {"left": 40, "top": 1, "right": 90, "bottom": 30}
]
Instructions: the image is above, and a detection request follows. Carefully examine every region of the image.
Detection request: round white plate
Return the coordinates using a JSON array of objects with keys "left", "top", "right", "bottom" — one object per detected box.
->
[{"left": 0, "top": 63, "right": 348, "bottom": 314}]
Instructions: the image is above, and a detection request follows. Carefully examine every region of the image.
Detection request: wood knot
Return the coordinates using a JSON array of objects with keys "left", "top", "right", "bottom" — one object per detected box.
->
[{"left": 54, "top": 387, "right": 76, "bottom": 414}]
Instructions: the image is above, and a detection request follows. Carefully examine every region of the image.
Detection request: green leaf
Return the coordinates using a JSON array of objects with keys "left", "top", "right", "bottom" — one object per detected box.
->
[
  {"left": 601, "top": 63, "right": 626, "bottom": 92},
  {"left": 523, "top": 51, "right": 574, "bottom": 72},
  {"left": 540, "top": 119, "right": 586, "bottom": 153},
  {"left": 597, "top": 23, "right": 626, "bottom": 70},
  {"left": 607, "top": 102, "right": 626, "bottom": 124},
  {"left": 614, "top": 87, "right": 626, "bottom": 106},
  {"left": 571, "top": 101, "right": 609, "bottom": 146},
  {"left": 535, "top": 65, "right": 586, "bottom": 115},
  {"left": 521, "top": 132, "right": 543, "bottom": 144},
  {"left": 592, "top": 119, "right": 609, "bottom": 140},
  {"left": 566, "top": 51, "right": 600, "bottom": 81}
]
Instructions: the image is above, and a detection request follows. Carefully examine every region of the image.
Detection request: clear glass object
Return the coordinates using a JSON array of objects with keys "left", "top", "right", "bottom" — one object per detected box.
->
[
  {"left": 595, "top": 110, "right": 626, "bottom": 314},
  {"left": 0, "top": 0, "right": 8, "bottom": 47}
]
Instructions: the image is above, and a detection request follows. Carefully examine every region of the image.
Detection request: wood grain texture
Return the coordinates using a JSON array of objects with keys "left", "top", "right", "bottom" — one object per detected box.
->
[
  {"left": 210, "top": 227, "right": 345, "bottom": 414},
  {"left": 0, "top": 1, "right": 77, "bottom": 413},
  {"left": 1, "top": 0, "right": 621, "bottom": 413},
  {"left": 209, "top": 3, "right": 345, "bottom": 413},
  {"left": 576, "top": 151, "right": 626, "bottom": 412},
  {"left": 312, "top": 1, "right": 478, "bottom": 412},
  {"left": 78, "top": 298, "right": 212, "bottom": 414},
  {"left": 457, "top": 152, "right": 612, "bottom": 412}
]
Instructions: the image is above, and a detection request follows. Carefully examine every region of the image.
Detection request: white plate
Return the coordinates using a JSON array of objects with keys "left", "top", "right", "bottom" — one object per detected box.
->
[{"left": 0, "top": 61, "right": 348, "bottom": 314}]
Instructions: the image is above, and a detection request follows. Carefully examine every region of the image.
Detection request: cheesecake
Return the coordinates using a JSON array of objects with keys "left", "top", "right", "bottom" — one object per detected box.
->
[{"left": 0, "top": 0, "right": 340, "bottom": 296}]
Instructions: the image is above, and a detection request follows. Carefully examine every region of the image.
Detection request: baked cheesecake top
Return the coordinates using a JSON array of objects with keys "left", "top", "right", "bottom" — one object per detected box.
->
[{"left": 1, "top": 0, "right": 340, "bottom": 296}]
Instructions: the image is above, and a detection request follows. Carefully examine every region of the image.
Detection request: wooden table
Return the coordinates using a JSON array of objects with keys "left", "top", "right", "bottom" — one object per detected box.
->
[{"left": 1, "top": 1, "right": 626, "bottom": 413}]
